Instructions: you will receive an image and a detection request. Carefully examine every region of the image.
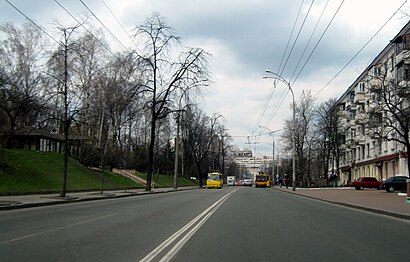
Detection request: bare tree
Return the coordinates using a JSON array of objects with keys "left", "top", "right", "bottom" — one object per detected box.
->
[
  {"left": 46, "top": 24, "right": 84, "bottom": 197},
  {"left": 92, "top": 53, "right": 145, "bottom": 171},
  {"left": 315, "top": 98, "right": 343, "bottom": 185},
  {"left": 184, "top": 108, "right": 222, "bottom": 187},
  {"left": 367, "top": 66, "right": 410, "bottom": 178},
  {"left": 0, "top": 22, "right": 46, "bottom": 147},
  {"left": 282, "top": 90, "right": 316, "bottom": 187},
  {"left": 133, "top": 13, "right": 210, "bottom": 191}
]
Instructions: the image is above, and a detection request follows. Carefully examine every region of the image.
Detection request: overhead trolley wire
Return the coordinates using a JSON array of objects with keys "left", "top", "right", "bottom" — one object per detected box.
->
[
  {"left": 289, "top": 0, "right": 330, "bottom": 84},
  {"left": 260, "top": 0, "right": 316, "bottom": 130},
  {"left": 313, "top": 0, "right": 408, "bottom": 98},
  {"left": 278, "top": 0, "right": 315, "bottom": 78},
  {"left": 293, "top": 0, "right": 345, "bottom": 87},
  {"left": 252, "top": 0, "right": 306, "bottom": 136},
  {"left": 262, "top": 0, "right": 346, "bottom": 130}
]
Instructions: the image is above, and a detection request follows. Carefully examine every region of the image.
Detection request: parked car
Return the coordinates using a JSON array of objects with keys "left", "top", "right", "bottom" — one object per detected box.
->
[
  {"left": 351, "top": 177, "right": 382, "bottom": 190},
  {"left": 381, "top": 176, "right": 409, "bottom": 193},
  {"left": 243, "top": 178, "right": 253, "bottom": 187}
]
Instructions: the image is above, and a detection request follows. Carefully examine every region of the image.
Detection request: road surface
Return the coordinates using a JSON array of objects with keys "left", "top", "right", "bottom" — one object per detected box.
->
[{"left": 1, "top": 187, "right": 409, "bottom": 261}]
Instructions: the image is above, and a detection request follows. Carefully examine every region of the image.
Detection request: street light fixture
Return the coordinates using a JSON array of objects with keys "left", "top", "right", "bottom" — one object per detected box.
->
[{"left": 263, "top": 70, "right": 296, "bottom": 191}]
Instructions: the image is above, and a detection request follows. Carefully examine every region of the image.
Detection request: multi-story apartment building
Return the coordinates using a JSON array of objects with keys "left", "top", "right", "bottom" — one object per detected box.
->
[{"left": 334, "top": 21, "right": 410, "bottom": 185}]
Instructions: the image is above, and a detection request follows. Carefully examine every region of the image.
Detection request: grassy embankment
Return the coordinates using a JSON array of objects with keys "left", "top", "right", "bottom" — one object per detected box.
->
[{"left": 0, "top": 149, "right": 196, "bottom": 194}]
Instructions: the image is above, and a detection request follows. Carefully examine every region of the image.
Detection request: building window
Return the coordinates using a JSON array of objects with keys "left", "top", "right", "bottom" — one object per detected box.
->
[
  {"left": 396, "top": 35, "right": 410, "bottom": 54},
  {"left": 367, "top": 143, "right": 370, "bottom": 158},
  {"left": 397, "top": 62, "right": 410, "bottom": 81},
  {"left": 351, "top": 128, "right": 356, "bottom": 139},
  {"left": 361, "top": 145, "right": 365, "bottom": 160},
  {"left": 358, "top": 82, "right": 365, "bottom": 92},
  {"left": 374, "top": 66, "right": 381, "bottom": 77},
  {"left": 404, "top": 35, "right": 410, "bottom": 50},
  {"left": 390, "top": 56, "right": 394, "bottom": 71},
  {"left": 349, "top": 91, "right": 355, "bottom": 100},
  {"left": 392, "top": 160, "right": 396, "bottom": 176}
]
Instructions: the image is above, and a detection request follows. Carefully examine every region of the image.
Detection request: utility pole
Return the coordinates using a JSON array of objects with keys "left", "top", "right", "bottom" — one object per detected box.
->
[{"left": 173, "top": 111, "right": 180, "bottom": 189}]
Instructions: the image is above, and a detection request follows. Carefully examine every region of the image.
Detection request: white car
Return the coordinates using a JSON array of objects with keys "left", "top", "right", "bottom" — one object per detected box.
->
[{"left": 243, "top": 179, "right": 253, "bottom": 187}]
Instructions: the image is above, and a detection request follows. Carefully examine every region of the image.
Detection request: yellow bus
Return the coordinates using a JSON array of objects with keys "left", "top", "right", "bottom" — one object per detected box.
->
[
  {"left": 255, "top": 174, "right": 271, "bottom": 188},
  {"left": 206, "top": 172, "right": 223, "bottom": 189}
]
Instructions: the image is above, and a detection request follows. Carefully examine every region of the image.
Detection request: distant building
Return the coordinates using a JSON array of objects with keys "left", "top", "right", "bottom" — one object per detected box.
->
[
  {"left": 232, "top": 148, "right": 272, "bottom": 175},
  {"left": 2, "top": 127, "right": 84, "bottom": 157}
]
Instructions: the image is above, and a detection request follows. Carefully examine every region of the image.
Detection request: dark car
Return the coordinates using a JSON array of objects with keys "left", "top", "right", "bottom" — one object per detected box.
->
[
  {"left": 351, "top": 177, "right": 382, "bottom": 190},
  {"left": 381, "top": 176, "right": 409, "bottom": 193}
]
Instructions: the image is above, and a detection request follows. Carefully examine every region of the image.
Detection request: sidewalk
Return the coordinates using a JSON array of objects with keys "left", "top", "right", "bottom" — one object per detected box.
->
[
  {"left": 274, "top": 186, "right": 410, "bottom": 220},
  {"left": 0, "top": 186, "right": 199, "bottom": 211}
]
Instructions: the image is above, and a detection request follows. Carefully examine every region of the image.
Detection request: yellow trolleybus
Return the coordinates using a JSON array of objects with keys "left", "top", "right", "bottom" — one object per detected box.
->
[{"left": 255, "top": 174, "right": 271, "bottom": 188}]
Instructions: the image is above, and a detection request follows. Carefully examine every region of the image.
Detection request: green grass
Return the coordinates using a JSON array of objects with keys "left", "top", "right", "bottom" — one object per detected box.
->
[{"left": 0, "top": 149, "right": 143, "bottom": 194}]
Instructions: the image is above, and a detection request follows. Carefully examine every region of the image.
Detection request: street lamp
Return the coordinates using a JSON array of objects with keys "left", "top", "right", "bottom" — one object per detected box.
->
[
  {"left": 258, "top": 126, "right": 284, "bottom": 187},
  {"left": 263, "top": 70, "right": 296, "bottom": 191}
]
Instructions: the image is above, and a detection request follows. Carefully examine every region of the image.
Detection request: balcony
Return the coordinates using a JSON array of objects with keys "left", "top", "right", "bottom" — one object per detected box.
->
[
  {"left": 346, "top": 139, "right": 356, "bottom": 148},
  {"left": 395, "top": 49, "right": 410, "bottom": 66},
  {"left": 354, "top": 92, "right": 366, "bottom": 104},
  {"left": 356, "top": 136, "right": 366, "bottom": 145},
  {"left": 354, "top": 112, "right": 367, "bottom": 124}
]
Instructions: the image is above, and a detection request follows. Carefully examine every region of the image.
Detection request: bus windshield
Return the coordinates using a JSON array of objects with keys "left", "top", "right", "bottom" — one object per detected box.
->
[
  {"left": 208, "top": 174, "right": 220, "bottom": 180},
  {"left": 256, "top": 176, "right": 267, "bottom": 181}
]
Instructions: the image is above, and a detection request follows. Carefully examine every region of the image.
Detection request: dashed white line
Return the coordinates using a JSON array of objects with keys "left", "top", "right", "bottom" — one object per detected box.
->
[{"left": 1, "top": 213, "right": 118, "bottom": 245}]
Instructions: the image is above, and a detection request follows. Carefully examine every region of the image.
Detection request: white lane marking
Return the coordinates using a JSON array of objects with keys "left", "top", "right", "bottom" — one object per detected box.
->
[
  {"left": 0, "top": 213, "right": 118, "bottom": 245},
  {"left": 159, "top": 195, "right": 229, "bottom": 262},
  {"left": 140, "top": 189, "right": 236, "bottom": 262}
]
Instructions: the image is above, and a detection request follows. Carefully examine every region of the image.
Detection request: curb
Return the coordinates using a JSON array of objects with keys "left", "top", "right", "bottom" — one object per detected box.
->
[
  {"left": 273, "top": 188, "right": 410, "bottom": 221},
  {"left": 0, "top": 187, "right": 200, "bottom": 211}
]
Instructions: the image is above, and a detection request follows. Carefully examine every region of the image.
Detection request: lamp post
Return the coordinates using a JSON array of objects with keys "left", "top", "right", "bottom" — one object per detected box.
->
[
  {"left": 259, "top": 126, "right": 284, "bottom": 187},
  {"left": 263, "top": 70, "right": 296, "bottom": 191}
]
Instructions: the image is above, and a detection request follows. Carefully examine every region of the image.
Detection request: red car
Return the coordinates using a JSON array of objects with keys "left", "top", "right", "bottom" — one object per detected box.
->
[{"left": 351, "top": 177, "right": 382, "bottom": 190}]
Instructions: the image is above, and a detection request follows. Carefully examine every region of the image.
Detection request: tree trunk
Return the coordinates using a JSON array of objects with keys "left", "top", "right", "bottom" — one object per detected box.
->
[{"left": 146, "top": 115, "right": 156, "bottom": 191}]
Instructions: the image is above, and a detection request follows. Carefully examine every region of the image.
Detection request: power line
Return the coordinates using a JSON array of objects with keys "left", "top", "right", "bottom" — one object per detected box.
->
[
  {"left": 313, "top": 0, "right": 408, "bottom": 98},
  {"left": 99, "top": 0, "right": 142, "bottom": 55},
  {"left": 279, "top": 0, "right": 315, "bottom": 77},
  {"left": 5, "top": 0, "right": 60, "bottom": 44},
  {"left": 259, "top": 0, "right": 315, "bottom": 132},
  {"left": 263, "top": 0, "right": 345, "bottom": 129},
  {"left": 289, "top": 0, "right": 330, "bottom": 84},
  {"left": 253, "top": 0, "right": 305, "bottom": 135},
  {"left": 54, "top": 0, "right": 116, "bottom": 57},
  {"left": 79, "top": 0, "right": 131, "bottom": 53},
  {"left": 293, "top": 0, "right": 345, "bottom": 87}
]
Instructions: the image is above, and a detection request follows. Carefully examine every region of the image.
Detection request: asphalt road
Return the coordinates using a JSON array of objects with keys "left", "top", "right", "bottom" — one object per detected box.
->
[{"left": 1, "top": 187, "right": 409, "bottom": 262}]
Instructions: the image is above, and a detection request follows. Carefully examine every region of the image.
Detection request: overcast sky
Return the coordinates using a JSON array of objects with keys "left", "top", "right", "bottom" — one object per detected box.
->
[{"left": 1, "top": 0, "right": 409, "bottom": 156}]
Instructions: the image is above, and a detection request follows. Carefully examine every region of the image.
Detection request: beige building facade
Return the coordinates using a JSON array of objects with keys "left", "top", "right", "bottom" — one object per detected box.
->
[{"left": 334, "top": 21, "right": 410, "bottom": 185}]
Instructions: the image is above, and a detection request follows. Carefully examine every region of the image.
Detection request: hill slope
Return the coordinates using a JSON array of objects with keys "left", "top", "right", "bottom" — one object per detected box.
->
[{"left": 0, "top": 149, "right": 142, "bottom": 194}]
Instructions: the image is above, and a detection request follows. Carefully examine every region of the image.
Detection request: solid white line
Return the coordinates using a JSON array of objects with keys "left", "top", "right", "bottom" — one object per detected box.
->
[
  {"left": 140, "top": 190, "right": 236, "bottom": 262},
  {"left": 159, "top": 195, "right": 230, "bottom": 262},
  {"left": 0, "top": 213, "right": 118, "bottom": 245}
]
